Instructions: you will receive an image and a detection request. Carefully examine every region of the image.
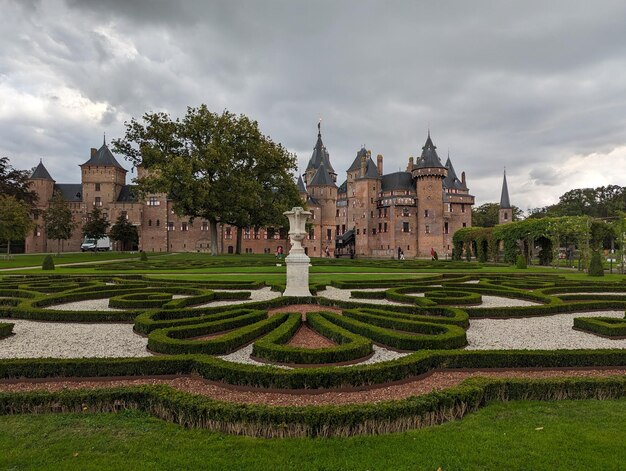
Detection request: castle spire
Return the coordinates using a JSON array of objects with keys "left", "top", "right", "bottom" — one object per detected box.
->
[
  {"left": 500, "top": 169, "right": 511, "bottom": 209},
  {"left": 103, "top": 132, "right": 106, "bottom": 146}
]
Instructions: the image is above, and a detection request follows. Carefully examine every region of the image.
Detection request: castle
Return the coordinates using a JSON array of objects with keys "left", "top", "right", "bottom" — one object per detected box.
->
[{"left": 25, "top": 126, "right": 475, "bottom": 257}]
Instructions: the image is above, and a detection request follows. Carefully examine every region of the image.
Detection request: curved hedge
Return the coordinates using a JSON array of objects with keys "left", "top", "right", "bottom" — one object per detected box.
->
[
  {"left": 252, "top": 312, "right": 373, "bottom": 364},
  {"left": 574, "top": 316, "right": 626, "bottom": 338},
  {"left": 147, "top": 311, "right": 289, "bottom": 355}
]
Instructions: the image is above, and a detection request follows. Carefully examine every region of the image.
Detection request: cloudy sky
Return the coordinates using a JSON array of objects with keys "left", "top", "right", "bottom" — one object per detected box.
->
[{"left": 2, "top": 0, "right": 626, "bottom": 212}]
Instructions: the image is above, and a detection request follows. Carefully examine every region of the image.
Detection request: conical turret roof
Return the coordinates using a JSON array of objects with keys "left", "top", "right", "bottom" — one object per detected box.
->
[
  {"left": 415, "top": 131, "right": 445, "bottom": 169},
  {"left": 305, "top": 122, "right": 335, "bottom": 175},
  {"left": 500, "top": 170, "right": 511, "bottom": 209},
  {"left": 30, "top": 160, "right": 53, "bottom": 180},
  {"left": 297, "top": 174, "right": 306, "bottom": 193},
  {"left": 443, "top": 155, "right": 465, "bottom": 189},
  {"left": 309, "top": 162, "right": 336, "bottom": 187}
]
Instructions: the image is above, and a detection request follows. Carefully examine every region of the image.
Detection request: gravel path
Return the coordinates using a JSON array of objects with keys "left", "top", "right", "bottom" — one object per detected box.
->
[
  {"left": 320, "top": 286, "right": 409, "bottom": 305},
  {"left": 0, "top": 319, "right": 149, "bottom": 358},
  {"left": 217, "top": 343, "right": 409, "bottom": 368},
  {"left": 452, "top": 295, "right": 540, "bottom": 308},
  {"left": 2, "top": 368, "right": 625, "bottom": 406},
  {"left": 467, "top": 310, "right": 626, "bottom": 350},
  {"left": 194, "top": 287, "right": 280, "bottom": 308}
]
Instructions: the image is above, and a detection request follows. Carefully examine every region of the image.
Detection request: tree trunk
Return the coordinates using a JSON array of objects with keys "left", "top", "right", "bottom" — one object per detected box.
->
[
  {"left": 209, "top": 219, "right": 219, "bottom": 256},
  {"left": 6, "top": 239, "right": 10, "bottom": 257},
  {"left": 236, "top": 227, "right": 243, "bottom": 254}
]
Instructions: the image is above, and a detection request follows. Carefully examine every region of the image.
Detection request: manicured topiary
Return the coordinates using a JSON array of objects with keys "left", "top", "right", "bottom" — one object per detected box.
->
[
  {"left": 140, "top": 251, "right": 148, "bottom": 261},
  {"left": 588, "top": 251, "right": 604, "bottom": 277},
  {"left": 41, "top": 255, "right": 55, "bottom": 271},
  {"left": 515, "top": 255, "right": 527, "bottom": 269}
]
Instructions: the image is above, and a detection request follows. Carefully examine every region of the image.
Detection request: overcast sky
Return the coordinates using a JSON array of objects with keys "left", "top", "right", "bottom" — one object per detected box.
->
[{"left": 2, "top": 0, "right": 626, "bottom": 212}]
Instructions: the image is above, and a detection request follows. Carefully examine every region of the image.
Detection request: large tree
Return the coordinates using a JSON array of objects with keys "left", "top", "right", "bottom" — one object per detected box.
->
[
  {"left": 82, "top": 207, "right": 110, "bottom": 241},
  {"left": 0, "top": 157, "right": 38, "bottom": 208},
  {"left": 529, "top": 185, "right": 626, "bottom": 219},
  {"left": 113, "top": 105, "right": 300, "bottom": 255},
  {"left": 472, "top": 202, "right": 523, "bottom": 227},
  {"left": 44, "top": 191, "right": 75, "bottom": 254},
  {"left": 0, "top": 195, "right": 34, "bottom": 256},
  {"left": 109, "top": 214, "right": 138, "bottom": 251}
]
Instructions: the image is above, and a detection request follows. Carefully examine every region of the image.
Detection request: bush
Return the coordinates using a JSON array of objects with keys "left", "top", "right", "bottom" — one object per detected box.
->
[
  {"left": 588, "top": 251, "right": 604, "bottom": 277},
  {"left": 0, "top": 322, "right": 14, "bottom": 339},
  {"left": 41, "top": 255, "right": 55, "bottom": 271},
  {"left": 140, "top": 251, "right": 148, "bottom": 261},
  {"left": 515, "top": 255, "right": 527, "bottom": 269},
  {"left": 433, "top": 251, "right": 439, "bottom": 261}
]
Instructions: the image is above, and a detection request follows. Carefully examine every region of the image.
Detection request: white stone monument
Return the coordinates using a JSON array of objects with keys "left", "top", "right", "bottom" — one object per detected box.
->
[{"left": 282, "top": 206, "right": 313, "bottom": 297}]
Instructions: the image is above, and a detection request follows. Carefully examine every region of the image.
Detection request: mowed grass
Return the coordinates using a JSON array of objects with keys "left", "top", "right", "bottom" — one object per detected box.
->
[
  {"left": 0, "top": 251, "right": 149, "bottom": 269},
  {"left": 1, "top": 399, "right": 625, "bottom": 470}
]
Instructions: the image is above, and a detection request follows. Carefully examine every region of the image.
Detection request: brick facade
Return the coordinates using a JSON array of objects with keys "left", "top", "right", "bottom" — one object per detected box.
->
[{"left": 25, "top": 128, "right": 474, "bottom": 258}]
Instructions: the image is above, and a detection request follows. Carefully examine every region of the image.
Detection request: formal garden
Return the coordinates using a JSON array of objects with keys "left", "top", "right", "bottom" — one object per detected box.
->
[{"left": 2, "top": 255, "right": 626, "bottom": 469}]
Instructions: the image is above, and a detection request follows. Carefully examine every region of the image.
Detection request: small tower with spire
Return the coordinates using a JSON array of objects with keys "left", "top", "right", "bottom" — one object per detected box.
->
[
  {"left": 412, "top": 131, "right": 448, "bottom": 257},
  {"left": 498, "top": 169, "right": 513, "bottom": 224}
]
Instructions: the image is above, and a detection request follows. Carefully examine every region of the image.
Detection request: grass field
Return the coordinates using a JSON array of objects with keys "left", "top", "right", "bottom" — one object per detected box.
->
[
  {"left": 1, "top": 399, "right": 624, "bottom": 470},
  {"left": 0, "top": 252, "right": 148, "bottom": 269}
]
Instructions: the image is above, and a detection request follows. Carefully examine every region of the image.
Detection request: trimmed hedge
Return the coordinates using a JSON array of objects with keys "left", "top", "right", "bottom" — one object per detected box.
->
[
  {"left": 252, "top": 312, "right": 373, "bottom": 364},
  {"left": 147, "top": 312, "right": 289, "bottom": 355},
  {"left": 0, "top": 322, "right": 14, "bottom": 339},
  {"left": 1, "top": 376, "right": 626, "bottom": 437},
  {"left": 321, "top": 311, "right": 467, "bottom": 351},
  {"left": 574, "top": 316, "right": 626, "bottom": 337}
]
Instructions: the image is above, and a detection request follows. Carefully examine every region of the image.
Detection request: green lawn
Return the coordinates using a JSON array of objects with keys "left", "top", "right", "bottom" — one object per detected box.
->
[
  {"left": 1, "top": 399, "right": 625, "bottom": 470},
  {"left": 0, "top": 252, "right": 148, "bottom": 269}
]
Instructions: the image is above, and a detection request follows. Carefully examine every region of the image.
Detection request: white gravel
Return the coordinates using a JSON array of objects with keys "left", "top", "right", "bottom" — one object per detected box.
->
[
  {"left": 194, "top": 287, "right": 280, "bottom": 308},
  {"left": 451, "top": 295, "right": 540, "bottom": 308},
  {"left": 47, "top": 298, "right": 125, "bottom": 311},
  {"left": 0, "top": 319, "right": 149, "bottom": 358},
  {"left": 320, "top": 286, "right": 408, "bottom": 306},
  {"left": 339, "top": 345, "right": 410, "bottom": 367},
  {"left": 466, "top": 310, "right": 626, "bottom": 350},
  {"left": 217, "top": 343, "right": 409, "bottom": 368}
]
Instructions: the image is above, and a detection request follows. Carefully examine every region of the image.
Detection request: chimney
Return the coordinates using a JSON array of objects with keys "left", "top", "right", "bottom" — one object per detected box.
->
[
  {"left": 407, "top": 156, "right": 414, "bottom": 171},
  {"left": 461, "top": 171, "right": 466, "bottom": 185},
  {"left": 360, "top": 153, "right": 367, "bottom": 178},
  {"left": 91, "top": 148, "right": 97, "bottom": 159},
  {"left": 377, "top": 154, "right": 383, "bottom": 176}
]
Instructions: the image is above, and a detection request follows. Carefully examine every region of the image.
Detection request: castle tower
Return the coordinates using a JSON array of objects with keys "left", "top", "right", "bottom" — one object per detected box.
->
[
  {"left": 308, "top": 162, "right": 338, "bottom": 254},
  {"left": 26, "top": 160, "right": 56, "bottom": 253},
  {"left": 498, "top": 169, "right": 513, "bottom": 224},
  {"left": 79, "top": 136, "right": 127, "bottom": 213},
  {"left": 304, "top": 121, "right": 336, "bottom": 186},
  {"left": 412, "top": 132, "right": 448, "bottom": 257}
]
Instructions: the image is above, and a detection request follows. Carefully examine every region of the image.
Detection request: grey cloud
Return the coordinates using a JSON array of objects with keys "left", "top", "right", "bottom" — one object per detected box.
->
[{"left": 1, "top": 0, "right": 626, "bottom": 214}]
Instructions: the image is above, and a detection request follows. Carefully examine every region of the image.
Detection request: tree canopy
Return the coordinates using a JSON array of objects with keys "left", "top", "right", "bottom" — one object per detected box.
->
[
  {"left": 82, "top": 207, "right": 110, "bottom": 241},
  {"left": 113, "top": 105, "right": 301, "bottom": 255},
  {"left": 44, "top": 191, "right": 75, "bottom": 254},
  {"left": 472, "top": 202, "right": 524, "bottom": 227},
  {"left": 109, "top": 214, "right": 138, "bottom": 251},
  {"left": 0, "top": 194, "right": 34, "bottom": 256},
  {"left": 528, "top": 185, "right": 626, "bottom": 219},
  {"left": 0, "top": 157, "right": 38, "bottom": 208}
]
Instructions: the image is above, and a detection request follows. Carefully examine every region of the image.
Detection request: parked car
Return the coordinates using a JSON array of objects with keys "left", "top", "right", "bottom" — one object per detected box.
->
[{"left": 80, "top": 237, "right": 111, "bottom": 252}]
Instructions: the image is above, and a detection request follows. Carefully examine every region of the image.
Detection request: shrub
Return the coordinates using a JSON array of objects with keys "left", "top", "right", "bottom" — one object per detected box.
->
[
  {"left": 588, "top": 251, "right": 604, "bottom": 277},
  {"left": 515, "top": 255, "right": 527, "bottom": 269},
  {"left": 433, "top": 251, "right": 439, "bottom": 261},
  {"left": 41, "top": 255, "right": 55, "bottom": 271},
  {"left": 0, "top": 322, "right": 14, "bottom": 339},
  {"left": 140, "top": 251, "right": 148, "bottom": 262}
]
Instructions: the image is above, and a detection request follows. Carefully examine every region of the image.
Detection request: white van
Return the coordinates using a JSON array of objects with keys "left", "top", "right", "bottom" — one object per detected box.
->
[{"left": 81, "top": 237, "right": 111, "bottom": 252}]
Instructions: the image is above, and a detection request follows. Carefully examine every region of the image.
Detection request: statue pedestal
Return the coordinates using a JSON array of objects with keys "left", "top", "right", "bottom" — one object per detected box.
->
[
  {"left": 282, "top": 207, "right": 313, "bottom": 298},
  {"left": 283, "top": 252, "right": 312, "bottom": 297}
]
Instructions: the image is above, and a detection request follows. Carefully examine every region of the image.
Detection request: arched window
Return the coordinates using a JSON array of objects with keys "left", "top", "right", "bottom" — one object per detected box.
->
[
  {"left": 148, "top": 219, "right": 152, "bottom": 227},
  {"left": 156, "top": 219, "right": 160, "bottom": 227}
]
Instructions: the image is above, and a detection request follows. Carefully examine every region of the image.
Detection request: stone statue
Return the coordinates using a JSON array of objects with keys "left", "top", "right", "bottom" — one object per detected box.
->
[{"left": 282, "top": 207, "right": 312, "bottom": 297}]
